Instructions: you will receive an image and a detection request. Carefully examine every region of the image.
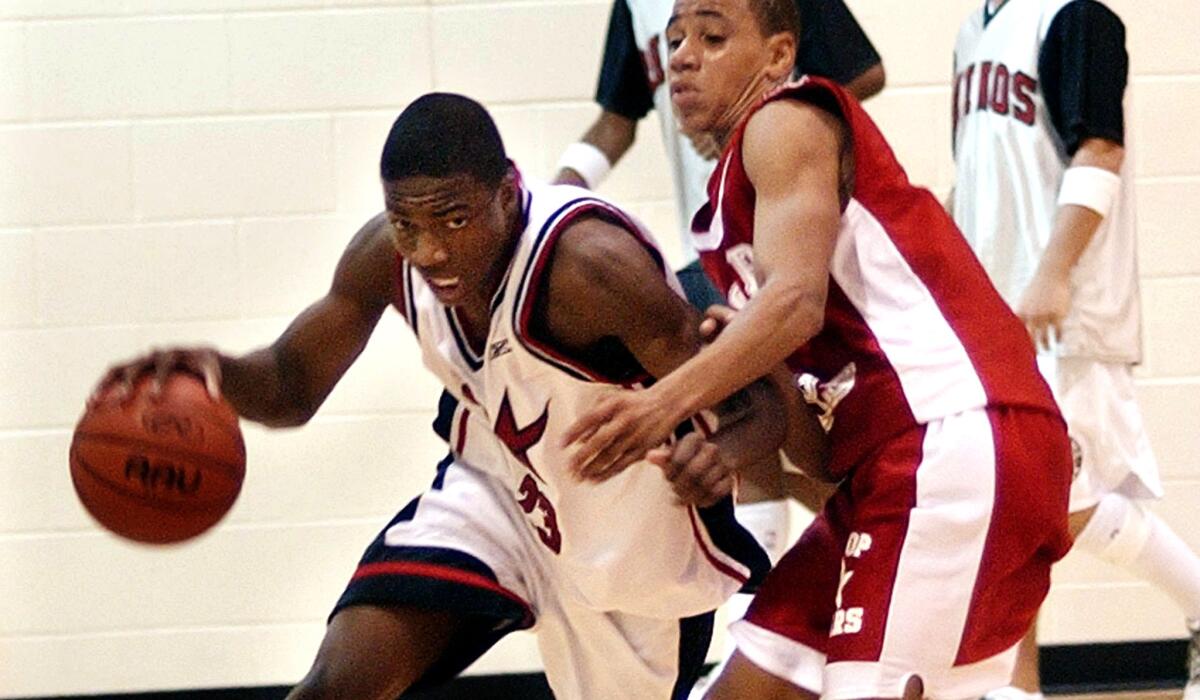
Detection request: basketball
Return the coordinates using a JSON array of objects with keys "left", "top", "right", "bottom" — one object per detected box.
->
[{"left": 70, "top": 372, "right": 246, "bottom": 544}]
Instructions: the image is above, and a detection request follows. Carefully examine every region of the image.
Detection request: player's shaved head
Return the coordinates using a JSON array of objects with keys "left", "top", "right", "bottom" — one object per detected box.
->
[{"left": 381, "top": 93, "right": 509, "bottom": 188}]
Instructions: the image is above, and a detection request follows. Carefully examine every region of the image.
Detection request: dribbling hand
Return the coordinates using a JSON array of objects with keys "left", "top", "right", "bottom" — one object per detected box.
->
[{"left": 89, "top": 347, "right": 223, "bottom": 407}]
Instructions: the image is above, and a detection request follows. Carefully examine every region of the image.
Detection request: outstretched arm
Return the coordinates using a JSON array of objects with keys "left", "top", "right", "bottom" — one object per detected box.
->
[
  {"left": 564, "top": 98, "right": 845, "bottom": 477},
  {"left": 92, "top": 215, "right": 396, "bottom": 428},
  {"left": 536, "top": 216, "right": 786, "bottom": 503}
]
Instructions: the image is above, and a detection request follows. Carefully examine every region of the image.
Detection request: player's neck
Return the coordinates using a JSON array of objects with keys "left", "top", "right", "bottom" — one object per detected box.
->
[
  {"left": 713, "top": 73, "right": 780, "bottom": 150},
  {"left": 986, "top": 0, "right": 1009, "bottom": 15},
  {"left": 461, "top": 205, "right": 524, "bottom": 335}
]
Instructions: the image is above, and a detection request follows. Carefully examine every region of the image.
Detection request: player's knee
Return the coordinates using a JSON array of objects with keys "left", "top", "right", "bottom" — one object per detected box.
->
[
  {"left": 287, "top": 661, "right": 341, "bottom": 700},
  {"left": 704, "top": 652, "right": 817, "bottom": 700},
  {"left": 1073, "top": 492, "right": 1154, "bottom": 567},
  {"left": 287, "top": 646, "right": 412, "bottom": 700},
  {"left": 289, "top": 665, "right": 401, "bottom": 700},
  {"left": 900, "top": 673, "right": 924, "bottom": 700}
]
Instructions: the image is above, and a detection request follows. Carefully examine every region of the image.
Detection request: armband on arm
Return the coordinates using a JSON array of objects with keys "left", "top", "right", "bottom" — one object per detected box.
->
[
  {"left": 1057, "top": 166, "right": 1121, "bottom": 218},
  {"left": 556, "top": 142, "right": 613, "bottom": 190}
]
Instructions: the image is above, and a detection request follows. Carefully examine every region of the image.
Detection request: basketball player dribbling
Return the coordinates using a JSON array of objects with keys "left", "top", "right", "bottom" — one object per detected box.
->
[
  {"left": 563, "top": 0, "right": 1076, "bottom": 697},
  {"left": 89, "top": 93, "right": 838, "bottom": 699}
]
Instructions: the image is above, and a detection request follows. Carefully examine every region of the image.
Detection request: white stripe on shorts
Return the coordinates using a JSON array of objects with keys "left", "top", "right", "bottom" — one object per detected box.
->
[{"left": 826, "top": 408, "right": 999, "bottom": 700}]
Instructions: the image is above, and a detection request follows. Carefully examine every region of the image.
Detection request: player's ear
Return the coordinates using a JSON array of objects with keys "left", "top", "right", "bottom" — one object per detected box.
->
[
  {"left": 764, "top": 31, "right": 796, "bottom": 82},
  {"left": 497, "top": 166, "right": 519, "bottom": 215}
]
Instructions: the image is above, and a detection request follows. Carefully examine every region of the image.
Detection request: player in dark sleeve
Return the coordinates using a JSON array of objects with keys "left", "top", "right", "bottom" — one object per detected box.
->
[
  {"left": 596, "top": 0, "right": 656, "bottom": 122},
  {"left": 554, "top": 0, "right": 885, "bottom": 188},
  {"left": 795, "top": 0, "right": 885, "bottom": 100},
  {"left": 1038, "top": 0, "right": 1128, "bottom": 154}
]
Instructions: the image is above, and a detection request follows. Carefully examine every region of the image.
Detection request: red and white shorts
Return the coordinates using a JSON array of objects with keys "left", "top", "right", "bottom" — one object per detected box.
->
[{"left": 731, "top": 406, "right": 1073, "bottom": 699}]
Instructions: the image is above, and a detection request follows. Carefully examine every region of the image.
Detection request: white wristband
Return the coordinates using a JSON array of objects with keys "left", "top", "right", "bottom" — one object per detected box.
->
[
  {"left": 556, "top": 142, "right": 612, "bottom": 189},
  {"left": 1057, "top": 166, "right": 1121, "bottom": 218}
]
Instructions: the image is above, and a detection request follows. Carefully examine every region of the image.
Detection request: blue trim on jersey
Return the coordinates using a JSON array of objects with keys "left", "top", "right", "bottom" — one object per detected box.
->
[
  {"left": 403, "top": 261, "right": 419, "bottom": 339},
  {"left": 672, "top": 611, "right": 716, "bottom": 700},
  {"left": 390, "top": 494, "right": 421, "bottom": 527},
  {"left": 432, "top": 391, "right": 460, "bottom": 443},
  {"left": 511, "top": 196, "right": 595, "bottom": 384},
  {"left": 983, "top": 0, "right": 1010, "bottom": 26},
  {"left": 431, "top": 453, "right": 454, "bottom": 491},
  {"left": 696, "top": 496, "right": 772, "bottom": 593},
  {"left": 490, "top": 189, "right": 533, "bottom": 316},
  {"left": 511, "top": 194, "right": 662, "bottom": 386},
  {"left": 445, "top": 308, "right": 485, "bottom": 372}
]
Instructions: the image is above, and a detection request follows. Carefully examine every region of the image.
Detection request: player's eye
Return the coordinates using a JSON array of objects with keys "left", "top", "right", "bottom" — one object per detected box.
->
[
  {"left": 390, "top": 220, "right": 418, "bottom": 247},
  {"left": 666, "top": 36, "right": 682, "bottom": 51},
  {"left": 702, "top": 33, "right": 725, "bottom": 46},
  {"left": 446, "top": 216, "right": 469, "bottom": 230}
]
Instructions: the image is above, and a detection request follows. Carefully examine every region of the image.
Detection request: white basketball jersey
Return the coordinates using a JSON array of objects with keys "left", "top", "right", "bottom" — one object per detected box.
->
[
  {"left": 952, "top": 0, "right": 1141, "bottom": 362},
  {"left": 396, "top": 179, "right": 763, "bottom": 618},
  {"left": 625, "top": 0, "right": 715, "bottom": 262}
]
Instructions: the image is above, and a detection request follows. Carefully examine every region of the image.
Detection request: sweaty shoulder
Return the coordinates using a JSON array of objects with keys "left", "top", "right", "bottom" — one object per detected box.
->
[
  {"left": 330, "top": 212, "right": 398, "bottom": 312},
  {"left": 538, "top": 214, "right": 666, "bottom": 347},
  {"left": 528, "top": 210, "right": 699, "bottom": 383},
  {"left": 745, "top": 94, "right": 846, "bottom": 150},
  {"left": 742, "top": 94, "right": 850, "bottom": 200}
]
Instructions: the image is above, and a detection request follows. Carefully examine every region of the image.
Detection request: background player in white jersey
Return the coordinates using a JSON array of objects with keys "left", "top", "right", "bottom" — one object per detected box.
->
[
  {"left": 564, "top": 0, "right": 1076, "bottom": 696},
  {"left": 89, "top": 93, "right": 830, "bottom": 699},
  {"left": 554, "top": 3, "right": 883, "bottom": 680},
  {"left": 950, "top": 2, "right": 1200, "bottom": 698}
]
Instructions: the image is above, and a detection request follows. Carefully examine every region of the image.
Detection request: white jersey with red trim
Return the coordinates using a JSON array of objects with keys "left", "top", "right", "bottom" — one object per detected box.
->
[
  {"left": 393, "top": 178, "right": 766, "bottom": 618},
  {"left": 691, "top": 77, "right": 1062, "bottom": 480},
  {"left": 952, "top": 0, "right": 1141, "bottom": 362}
]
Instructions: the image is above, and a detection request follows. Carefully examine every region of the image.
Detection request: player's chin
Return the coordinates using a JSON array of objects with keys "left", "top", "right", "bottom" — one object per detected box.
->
[{"left": 674, "top": 109, "right": 707, "bottom": 135}]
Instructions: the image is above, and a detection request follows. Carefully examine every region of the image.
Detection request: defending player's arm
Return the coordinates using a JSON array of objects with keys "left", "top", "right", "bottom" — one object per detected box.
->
[
  {"left": 564, "top": 99, "right": 843, "bottom": 479},
  {"left": 92, "top": 215, "right": 396, "bottom": 428},
  {"left": 1017, "top": 0, "right": 1128, "bottom": 349},
  {"left": 699, "top": 304, "right": 834, "bottom": 484},
  {"left": 538, "top": 217, "right": 788, "bottom": 504}
]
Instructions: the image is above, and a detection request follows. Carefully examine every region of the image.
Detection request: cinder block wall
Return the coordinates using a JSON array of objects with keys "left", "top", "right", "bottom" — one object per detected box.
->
[{"left": 1, "top": 0, "right": 1196, "bottom": 695}]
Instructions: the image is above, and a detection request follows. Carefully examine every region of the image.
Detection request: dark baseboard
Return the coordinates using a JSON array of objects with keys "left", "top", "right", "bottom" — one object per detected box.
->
[
  {"left": 1040, "top": 638, "right": 1189, "bottom": 694},
  {"left": 17, "top": 638, "right": 1189, "bottom": 699}
]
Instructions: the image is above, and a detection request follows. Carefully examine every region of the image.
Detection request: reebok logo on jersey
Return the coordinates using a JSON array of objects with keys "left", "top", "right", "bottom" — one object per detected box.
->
[{"left": 489, "top": 338, "right": 512, "bottom": 360}]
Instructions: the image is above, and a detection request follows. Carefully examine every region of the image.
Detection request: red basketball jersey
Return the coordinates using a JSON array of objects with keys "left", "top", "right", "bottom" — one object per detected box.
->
[{"left": 690, "top": 77, "right": 1060, "bottom": 479}]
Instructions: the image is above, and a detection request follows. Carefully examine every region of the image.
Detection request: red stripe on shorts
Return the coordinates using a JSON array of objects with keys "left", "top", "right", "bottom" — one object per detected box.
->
[
  {"left": 455, "top": 407, "right": 470, "bottom": 455},
  {"left": 352, "top": 561, "right": 532, "bottom": 617}
]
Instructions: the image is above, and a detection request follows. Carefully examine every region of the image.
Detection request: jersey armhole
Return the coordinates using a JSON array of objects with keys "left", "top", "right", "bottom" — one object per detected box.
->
[
  {"left": 516, "top": 201, "right": 664, "bottom": 385},
  {"left": 772, "top": 83, "right": 856, "bottom": 211}
]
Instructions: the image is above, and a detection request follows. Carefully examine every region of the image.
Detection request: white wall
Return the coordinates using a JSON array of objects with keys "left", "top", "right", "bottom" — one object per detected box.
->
[{"left": 0, "top": 0, "right": 1197, "bottom": 696}]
